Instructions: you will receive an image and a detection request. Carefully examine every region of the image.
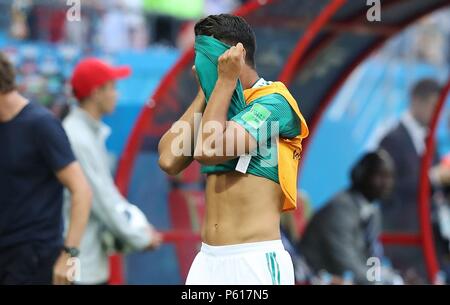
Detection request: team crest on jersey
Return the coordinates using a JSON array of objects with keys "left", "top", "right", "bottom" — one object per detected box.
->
[{"left": 242, "top": 104, "right": 271, "bottom": 129}]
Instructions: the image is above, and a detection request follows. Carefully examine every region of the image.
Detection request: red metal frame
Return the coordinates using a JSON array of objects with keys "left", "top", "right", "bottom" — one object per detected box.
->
[
  {"left": 379, "top": 233, "right": 422, "bottom": 246},
  {"left": 279, "top": 0, "right": 346, "bottom": 83},
  {"left": 279, "top": 0, "right": 410, "bottom": 85},
  {"left": 281, "top": 0, "right": 449, "bottom": 283},
  {"left": 109, "top": 48, "right": 196, "bottom": 285},
  {"left": 115, "top": 48, "right": 195, "bottom": 197},
  {"left": 418, "top": 79, "right": 450, "bottom": 282},
  {"left": 290, "top": 2, "right": 449, "bottom": 177}
]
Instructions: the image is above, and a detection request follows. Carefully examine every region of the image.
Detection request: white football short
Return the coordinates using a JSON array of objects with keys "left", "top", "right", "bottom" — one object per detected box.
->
[{"left": 186, "top": 240, "right": 295, "bottom": 285}]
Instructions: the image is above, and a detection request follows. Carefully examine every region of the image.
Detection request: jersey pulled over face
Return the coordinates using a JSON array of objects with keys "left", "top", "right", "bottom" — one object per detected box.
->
[{"left": 194, "top": 35, "right": 301, "bottom": 184}]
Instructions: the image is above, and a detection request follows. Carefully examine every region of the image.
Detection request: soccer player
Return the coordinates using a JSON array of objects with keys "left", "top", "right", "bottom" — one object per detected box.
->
[{"left": 158, "top": 14, "right": 308, "bottom": 284}]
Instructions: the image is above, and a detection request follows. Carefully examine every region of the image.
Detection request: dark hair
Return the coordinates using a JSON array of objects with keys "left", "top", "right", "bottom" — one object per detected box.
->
[
  {"left": 194, "top": 14, "right": 256, "bottom": 68},
  {"left": 411, "top": 78, "right": 441, "bottom": 102},
  {"left": 350, "top": 150, "right": 391, "bottom": 187},
  {"left": 0, "top": 52, "right": 16, "bottom": 94}
]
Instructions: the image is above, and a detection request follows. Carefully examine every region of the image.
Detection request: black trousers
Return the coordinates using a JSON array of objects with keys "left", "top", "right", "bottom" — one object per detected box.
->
[{"left": 0, "top": 242, "right": 60, "bottom": 285}]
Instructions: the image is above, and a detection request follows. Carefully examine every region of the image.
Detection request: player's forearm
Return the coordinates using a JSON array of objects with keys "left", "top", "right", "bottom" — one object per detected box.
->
[
  {"left": 201, "top": 77, "right": 234, "bottom": 130},
  {"left": 64, "top": 184, "right": 92, "bottom": 248},
  {"left": 158, "top": 91, "right": 205, "bottom": 175},
  {"left": 195, "top": 78, "right": 234, "bottom": 158},
  {"left": 158, "top": 96, "right": 204, "bottom": 154}
]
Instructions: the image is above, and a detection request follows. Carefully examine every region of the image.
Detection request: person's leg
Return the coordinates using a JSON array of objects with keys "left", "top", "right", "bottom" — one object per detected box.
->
[
  {"left": 197, "top": 240, "right": 294, "bottom": 285},
  {"left": 0, "top": 246, "right": 18, "bottom": 284},
  {"left": 236, "top": 242, "right": 295, "bottom": 285},
  {"left": 0, "top": 243, "right": 40, "bottom": 284},
  {"left": 276, "top": 250, "right": 295, "bottom": 285},
  {"left": 0, "top": 243, "right": 60, "bottom": 285},
  {"left": 32, "top": 243, "right": 61, "bottom": 284},
  {"left": 238, "top": 249, "right": 294, "bottom": 285}
]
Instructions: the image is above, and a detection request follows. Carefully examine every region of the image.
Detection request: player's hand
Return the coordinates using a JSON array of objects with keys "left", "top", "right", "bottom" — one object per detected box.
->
[
  {"left": 146, "top": 226, "right": 163, "bottom": 250},
  {"left": 53, "top": 252, "right": 73, "bottom": 285},
  {"left": 218, "top": 42, "right": 246, "bottom": 83},
  {"left": 439, "top": 164, "right": 450, "bottom": 185},
  {"left": 433, "top": 163, "right": 450, "bottom": 185}
]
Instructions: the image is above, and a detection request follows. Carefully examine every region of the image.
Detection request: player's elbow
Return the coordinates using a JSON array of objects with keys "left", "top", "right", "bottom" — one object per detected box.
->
[
  {"left": 158, "top": 140, "right": 182, "bottom": 176},
  {"left": 193, "top": 151, "right": 222, "bottom": 166},
  {"left": 193, "top": 140, "right": 227, "bottom": 165},
  {"left": 158, "top": 155, "right": 182, "bottom": 176},
  {"left": 194, "top": 154, "right": 211, "bottom": 165}
]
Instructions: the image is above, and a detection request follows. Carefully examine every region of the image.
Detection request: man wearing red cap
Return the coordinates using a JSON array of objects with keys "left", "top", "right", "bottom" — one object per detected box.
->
[{"left": 63, "top": 58, "right": 162, "bottom": 284}]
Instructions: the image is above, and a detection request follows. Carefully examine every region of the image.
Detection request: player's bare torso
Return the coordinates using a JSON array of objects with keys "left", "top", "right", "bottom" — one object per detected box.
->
[{"left": 202, "top": 171, "right": 283, "bottom": 246}]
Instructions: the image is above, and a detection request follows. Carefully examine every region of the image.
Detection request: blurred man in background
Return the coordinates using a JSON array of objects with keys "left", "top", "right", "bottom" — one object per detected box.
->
[
  {"left": 63, "top": 58, "right": 162, "bottom": 285},
  {"left": 378, "top": 78, "right": 445, "bottom": 232},
  {"left": 377, "top": 78, "right": 450, "bottom": 282},
  {"left": 0, "top": 52, "right": 92, "bottom": 285},
  {"left": 300, "top": 151, "right": 395, "bottom": 285}
]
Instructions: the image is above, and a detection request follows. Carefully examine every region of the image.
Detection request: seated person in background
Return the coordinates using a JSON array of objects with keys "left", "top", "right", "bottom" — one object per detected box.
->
[{"left": 299, "top": 151, "right": 395, "bottom": 285}]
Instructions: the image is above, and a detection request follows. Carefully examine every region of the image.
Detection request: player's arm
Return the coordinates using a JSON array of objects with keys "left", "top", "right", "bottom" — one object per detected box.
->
[
  {"left": 194, "top": 43, "right": 257, "bottom": 165},
  {"left": 158, "top": 86, "right": 206, "bottom": 175}
]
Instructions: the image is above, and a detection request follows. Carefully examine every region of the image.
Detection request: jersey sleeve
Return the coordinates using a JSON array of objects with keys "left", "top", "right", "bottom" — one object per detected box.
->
[{"left": 230, "top": 94, "right": 301, "bottom": 144}]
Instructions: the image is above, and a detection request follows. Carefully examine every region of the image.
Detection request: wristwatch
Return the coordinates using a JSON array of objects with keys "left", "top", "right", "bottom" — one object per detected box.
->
[{"left": 63, "top": 246, "right": 80, "bottom": 258}]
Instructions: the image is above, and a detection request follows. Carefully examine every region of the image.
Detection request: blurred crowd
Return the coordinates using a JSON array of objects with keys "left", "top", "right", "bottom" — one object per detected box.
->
[
  {"left": 1, "top": 2, "right": 449, "bottom": 120},
  {"left": 2, "top": 44, "right": 77, "bottom": 118},
  {"left": 4, "top": 0, "right": 247, "bottom": 51},
  {"left": 381, "top": 8, "right": 450, "bottom": 66},
  {"left": 0, "top": 0, "right": 250, "bottom": 118}
]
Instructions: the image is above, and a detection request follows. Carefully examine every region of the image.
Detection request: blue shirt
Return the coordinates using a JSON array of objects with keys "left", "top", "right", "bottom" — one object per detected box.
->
[{"left": 0, "top": 102, "right": 75, "bottom": 248}]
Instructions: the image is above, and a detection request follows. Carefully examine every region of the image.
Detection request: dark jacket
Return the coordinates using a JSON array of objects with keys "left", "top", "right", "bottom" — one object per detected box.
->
[
  {"left": 378, "top": 120, "right": 440, "bottom": 281},
  {"left": 378, "top": 122, "right": 421, "bottom": 232},
  {"left": 299, "top": 189, "right": 381, "bottom": 284}
]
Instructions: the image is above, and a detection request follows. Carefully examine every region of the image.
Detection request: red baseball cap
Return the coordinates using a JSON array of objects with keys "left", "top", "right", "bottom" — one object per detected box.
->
[{"left": 71, "top": 57, "right": 131, "bottom": 101}]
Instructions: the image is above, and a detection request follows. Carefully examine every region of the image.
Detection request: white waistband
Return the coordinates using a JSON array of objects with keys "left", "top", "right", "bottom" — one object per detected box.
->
[{"left": 201, "top": 240, "right": 284, "bottom": 256}]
